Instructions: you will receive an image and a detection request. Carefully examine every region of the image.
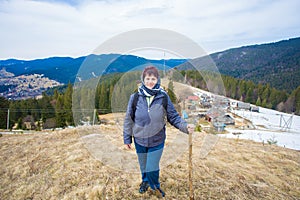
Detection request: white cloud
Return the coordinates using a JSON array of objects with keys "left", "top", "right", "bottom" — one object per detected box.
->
[{"left": 0, "top": 0, "right": 299, "bottom": 59}]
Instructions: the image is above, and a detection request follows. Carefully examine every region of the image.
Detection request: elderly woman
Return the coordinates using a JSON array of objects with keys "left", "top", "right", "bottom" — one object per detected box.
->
[{"left": 123, "top": 66, "right": 194, "bottom": 198}]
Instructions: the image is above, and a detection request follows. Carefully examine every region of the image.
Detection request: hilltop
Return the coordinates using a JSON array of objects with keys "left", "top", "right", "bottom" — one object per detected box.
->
[{"left": 0, "top": 124, "right": 299, "bottom": 200}]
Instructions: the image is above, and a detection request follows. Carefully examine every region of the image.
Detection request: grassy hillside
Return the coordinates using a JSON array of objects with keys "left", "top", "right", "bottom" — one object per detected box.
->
[{"left": 0, "top": 124, "right": 299, "bottom": 200}]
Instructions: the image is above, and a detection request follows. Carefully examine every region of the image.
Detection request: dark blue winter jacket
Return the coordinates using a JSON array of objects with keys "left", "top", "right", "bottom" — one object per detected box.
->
[{"left": 123, "top": 91, "right": 188, "bottom": 147}]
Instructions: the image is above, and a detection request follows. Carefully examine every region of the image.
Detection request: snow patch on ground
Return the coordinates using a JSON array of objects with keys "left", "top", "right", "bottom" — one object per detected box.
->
[{"left": 220, "top": 107, "right": 300, "bottom": 150}]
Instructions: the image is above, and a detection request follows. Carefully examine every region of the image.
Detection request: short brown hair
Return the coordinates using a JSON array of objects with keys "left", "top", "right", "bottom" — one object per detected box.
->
[{"left": 142, "top": 66, "right": 159, "bottom": 81}]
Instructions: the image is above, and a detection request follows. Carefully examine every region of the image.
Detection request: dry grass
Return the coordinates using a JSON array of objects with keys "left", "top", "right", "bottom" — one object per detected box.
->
[{"left": 0, "top": 123, "right": 299, "bottom": 200}]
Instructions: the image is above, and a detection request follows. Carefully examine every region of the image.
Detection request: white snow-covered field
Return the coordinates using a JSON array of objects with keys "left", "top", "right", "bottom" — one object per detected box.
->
[{"left": 221, "top": 107, "right": 300, "bottom": 150}]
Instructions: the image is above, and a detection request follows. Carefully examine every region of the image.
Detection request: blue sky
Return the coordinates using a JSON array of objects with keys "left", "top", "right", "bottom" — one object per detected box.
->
[{"left": 0, "top": 0, "right": 299, "bottom": 59}]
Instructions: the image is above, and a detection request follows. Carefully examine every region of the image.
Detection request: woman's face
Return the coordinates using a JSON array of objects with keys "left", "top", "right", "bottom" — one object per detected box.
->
[{"left": 144, "top": 74, "right": 158, "bottom": 89}]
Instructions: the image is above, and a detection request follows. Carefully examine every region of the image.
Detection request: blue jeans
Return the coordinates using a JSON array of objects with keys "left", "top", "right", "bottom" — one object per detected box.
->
[{"left": 134, "top": 140, "right": 165, "bottom": 190}]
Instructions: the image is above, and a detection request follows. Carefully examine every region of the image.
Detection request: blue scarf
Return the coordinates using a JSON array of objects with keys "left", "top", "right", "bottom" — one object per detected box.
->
[{"left": 138, "top": 79, "right": 162, "bottom": 97}]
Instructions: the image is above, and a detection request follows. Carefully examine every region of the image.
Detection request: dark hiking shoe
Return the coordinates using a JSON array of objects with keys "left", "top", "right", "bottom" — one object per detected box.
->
[
  {"left": 139, "top": 182, "right": 149, "bottom": 194},
  {"left": 149, "top": 188, "right": 165, "bottom": 198}
]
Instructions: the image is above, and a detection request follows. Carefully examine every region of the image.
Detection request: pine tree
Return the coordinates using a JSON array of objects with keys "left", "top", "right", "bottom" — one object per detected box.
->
[
  {"left": 0, "top": 96, "right": 9, "bottom": 129},
  {"left": 167, "top": 80, "right": 177, "bottom": 104},
  {"left": 269, "top": 88, "right": 278, "bottom": 109},
  {"left": 294, "top": 86, "right": 300, "bottom": 115},
  {"left": 262, "top": 99, "right": 267, "bottom": 108},
  {"left": 261, "top": 84, "right": 270, "bottom": 102},
  {"left": 17, "top": 118, "right": 22, "bottom": 129},
  {"left": 64, "top": 82, "right": 74, "bottom": 126},
  {"left": 53, "top": 89, "right": 59, "bottom": 100},
  {"left": 230, "top": 79, "right": 237, "bottom": 99},
  {"left": 245, "top": 86, "right": 254, "bottom": 104},
  {"left": 239, "top": 81, "right": 247, "bottom": 101},
  {"left": 8, "top": 102, "right": 20, "bottom": 127},
  {"left": 55, "top": 94, "right": 66, "bottom": 128},
  {"left": 256, "top": 97, "right": 262, "bottom": 106},
  {"left": 29, "top": 98, "right": 40, "bottom": 121},
  {"left": 39, "top": 92, "right": 55, "bottom": 121}
]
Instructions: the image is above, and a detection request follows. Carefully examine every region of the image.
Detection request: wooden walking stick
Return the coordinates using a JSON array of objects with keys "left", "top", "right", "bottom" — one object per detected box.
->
[
  {"left": 183, "top": 97, "right": 194, "bottom": 200},
  {"left": 183, "top": 98, "right": 194, "bottom": 200},
  {"left": 188, "top": 128, "right": 194, "bottom": 200}
]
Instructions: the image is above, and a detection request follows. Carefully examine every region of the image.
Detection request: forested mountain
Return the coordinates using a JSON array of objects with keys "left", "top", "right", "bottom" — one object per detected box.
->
[{"left": 179, "top": 37, "right": 300, "bottom": 92}]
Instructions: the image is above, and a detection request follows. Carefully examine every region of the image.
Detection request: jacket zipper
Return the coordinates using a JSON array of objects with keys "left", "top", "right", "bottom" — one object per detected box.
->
[{"left": 146, "top": 96, "right": 154, "bottom": 112}]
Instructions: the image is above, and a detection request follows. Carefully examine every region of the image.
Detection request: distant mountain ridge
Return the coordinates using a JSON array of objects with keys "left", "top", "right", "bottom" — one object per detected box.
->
[
  {"left": 0, "top": 56, "right": 84, "bottom": 84},
  {"left": 1, "top": 37, "right": 299, "bottom": 93},
  {"left": 0, "top": 54, "right": 187, "bottom": 84}
]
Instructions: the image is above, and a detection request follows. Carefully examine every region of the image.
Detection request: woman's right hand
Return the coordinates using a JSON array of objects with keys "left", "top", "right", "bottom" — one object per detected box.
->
[
  {"left": 187, "top": 124, "right": 195, "bottom": 134},
  {"left": 125, "top": 144, "right": 132, "bottom": 149}
]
